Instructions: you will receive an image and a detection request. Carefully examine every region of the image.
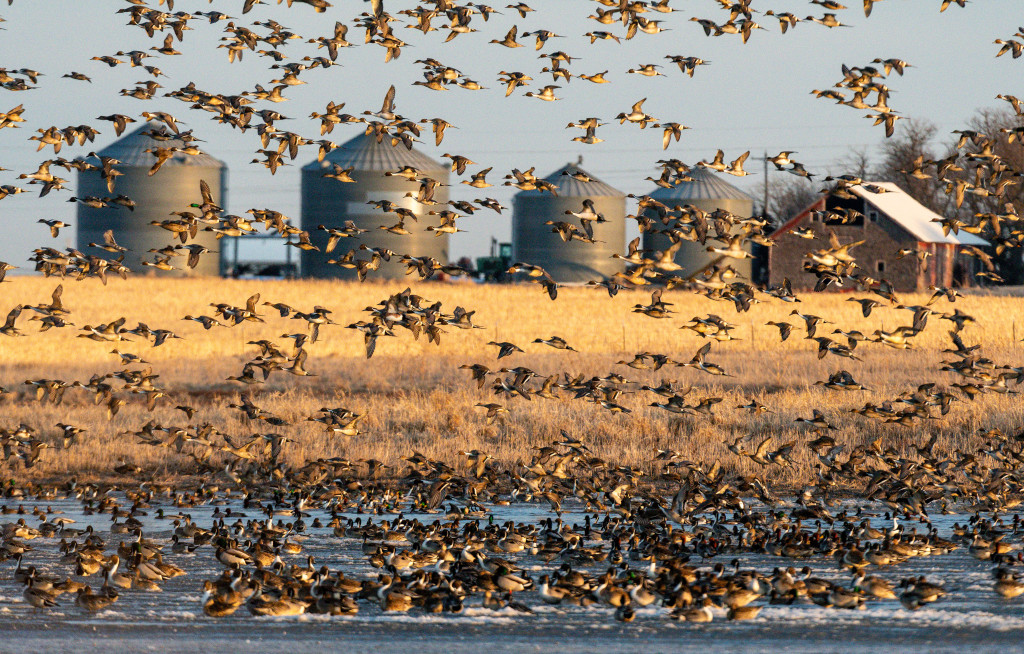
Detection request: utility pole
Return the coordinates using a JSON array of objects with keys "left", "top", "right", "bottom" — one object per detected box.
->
[{"left": 762, "top": 150, "right": 769, "bottom": 217}]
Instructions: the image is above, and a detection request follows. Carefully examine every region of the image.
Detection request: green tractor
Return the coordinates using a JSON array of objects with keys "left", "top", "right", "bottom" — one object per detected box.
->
[{"left": 476, "top": 239, "right": 513, "bottom": 281}]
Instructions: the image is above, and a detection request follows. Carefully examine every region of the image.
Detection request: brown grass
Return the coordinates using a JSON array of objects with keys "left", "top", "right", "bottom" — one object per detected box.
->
[{"left": 0, "top": 276, "right": 1022, "bottom": 488}]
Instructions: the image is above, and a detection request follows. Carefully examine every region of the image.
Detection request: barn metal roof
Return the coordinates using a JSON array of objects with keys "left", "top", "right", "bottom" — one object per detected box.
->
[
  {"left": 94, "top": 123, "right": 225, "bottom": 168},
  {"left": 302, "top": 130, "right": 446, "bottom": 172},
  {"left": 515, "top": 162, "right": 624, "bottom": 198},
  {"left": 851, "top": 182, "right": 988, "bottom": 246},
  {"left": 649, "top": 167, "right": 754, "bottom": 201}
]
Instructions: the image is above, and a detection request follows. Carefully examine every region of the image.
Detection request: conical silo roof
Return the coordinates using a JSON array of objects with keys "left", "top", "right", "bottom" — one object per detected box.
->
[
  {"left": 649, "top": 167, "right": 754, "bottom": 201},
  {"left": 93, "top": 123, "right": 225, "bottom": 168},
  {"left": 516, "top": 162, "right": 624, "bottom": 197},
  {"left": 302, "top": 131, "right": 445, "bottom": 172}
]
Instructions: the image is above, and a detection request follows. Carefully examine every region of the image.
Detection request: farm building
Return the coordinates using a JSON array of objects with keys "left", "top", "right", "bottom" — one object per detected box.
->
[
  {"left": 642, "top": 168, "right": 755, "bottom": 280},
  {"left": 300, "top": 131, "right": 450, "bottom": 280},
  {"left": 768, "top": 182, "right": 988, "bottom": 292},
  {"left": 77, "top": 124, "right": 227, "bottom": 276},
  {"left": 512, "top": 163, "right": 626, "bottom": 283}
]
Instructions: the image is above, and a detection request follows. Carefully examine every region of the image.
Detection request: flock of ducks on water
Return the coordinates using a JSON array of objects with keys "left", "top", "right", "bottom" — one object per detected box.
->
[
  {"left": 5, "top": 437, "right": 1024, "bottom": 622},
  {"left": 0, "top": 0, "right": 1023, "bottom": 633}
]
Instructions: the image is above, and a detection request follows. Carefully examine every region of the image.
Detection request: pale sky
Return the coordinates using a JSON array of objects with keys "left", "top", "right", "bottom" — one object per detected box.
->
[{"left": 0, "top": 0, "right": 1017, "bottom": 268}]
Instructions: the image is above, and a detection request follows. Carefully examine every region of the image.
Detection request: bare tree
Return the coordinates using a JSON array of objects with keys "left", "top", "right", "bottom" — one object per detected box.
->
[
  {"left": 955, "top": 108, "right": 1024, "bottom": 212},
  {"left": 759, "top": 174, "right": 820, "bottom": 230},
  {"left": 946, "top": 107, "right": 1024, "bottom": 283},
  {"left": 873, "top": 118, "right": 951, "bottom": 215},
  {"left": 835, "top": 146, "right": 873, "bottom": 181}
]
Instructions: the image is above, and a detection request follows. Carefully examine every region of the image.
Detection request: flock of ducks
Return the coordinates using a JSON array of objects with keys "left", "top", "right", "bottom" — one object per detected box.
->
[
  {"left": 4, "top": 433, "right": 1024, "bottom": 624},
  {"left": 0, "top": 0, "right": 1022, "bottom": 639}
]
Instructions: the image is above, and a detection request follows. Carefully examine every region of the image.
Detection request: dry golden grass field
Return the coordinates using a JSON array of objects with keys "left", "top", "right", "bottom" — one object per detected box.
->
[{"left": 0, "top": 275, "right": 1022, "bottom": 489}]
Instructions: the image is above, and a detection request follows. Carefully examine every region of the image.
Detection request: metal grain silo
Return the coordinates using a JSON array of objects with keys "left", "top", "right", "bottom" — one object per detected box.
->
[
  {"left": 512, "top": 163, "right": 625, "bottom": 283},
  {"left": 641, "top": 167, "right": 755, "bottom": 279},
  {"left": 76, "top": 124, "right": 226, "bottom": 276},
  {"left": 300, "top": 131, "right": 450, "bottom": 279}
]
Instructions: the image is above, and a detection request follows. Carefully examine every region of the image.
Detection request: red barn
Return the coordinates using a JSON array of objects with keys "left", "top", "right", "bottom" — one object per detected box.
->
[{"left": 769, "top": 182, "right": 988, "bottom": 292}]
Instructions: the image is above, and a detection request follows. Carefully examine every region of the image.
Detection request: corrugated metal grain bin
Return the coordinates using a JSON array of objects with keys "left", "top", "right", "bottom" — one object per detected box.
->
[
  {"left": 512, "top": 163, "right": 625, "bottom": 283},
  {"left": 300, "top": 131, "right": 450, "bottom": 279},
  {"left": 641, "top": 167, "right": 754, "bottom": 279},
  {"left": 76, "top": 124, "right": 226, "bottom": 276}
]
